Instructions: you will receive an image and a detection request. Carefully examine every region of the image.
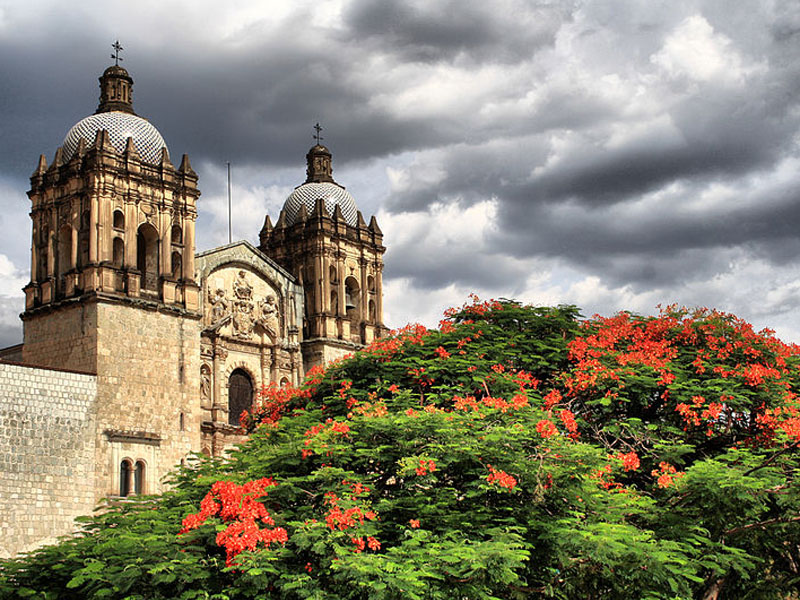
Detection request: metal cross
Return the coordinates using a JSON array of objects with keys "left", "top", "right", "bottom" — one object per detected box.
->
[
  {"left": 111, "top": 40, "right": 124, "bottom": 66},
  {"left": 313, "top": 122, "right": 324, "bottom": 144}
]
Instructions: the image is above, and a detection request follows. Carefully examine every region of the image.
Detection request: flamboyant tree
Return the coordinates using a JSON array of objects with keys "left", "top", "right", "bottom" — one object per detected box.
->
[{"left": 2, "top": 298, "right": 799, "bottom": 599}]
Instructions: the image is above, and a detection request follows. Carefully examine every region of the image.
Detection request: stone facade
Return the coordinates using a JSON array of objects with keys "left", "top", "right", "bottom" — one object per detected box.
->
[
  {"left": 0, "top": 363, "right": 97, "bottom": 558},
  {"left": 196, "top": 242, "right": 303, "bottom": 456},
  {"left": 0, "top": 63, "right": 387, "bottom": 557}
]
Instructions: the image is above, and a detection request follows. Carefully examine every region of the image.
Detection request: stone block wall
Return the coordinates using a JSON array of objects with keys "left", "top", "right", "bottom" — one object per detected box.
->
[
  {"left": 22, "top": 303, "right": 98, "bottom": 373},
  {"left": 93, "top": 303, "right": 202, "bottom": 500},
  {"left": 0, "top": 362, "right": 97, "bottom": 558}
]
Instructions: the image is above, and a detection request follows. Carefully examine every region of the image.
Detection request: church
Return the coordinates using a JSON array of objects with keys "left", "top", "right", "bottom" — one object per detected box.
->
[{"left": 0, "top": 61, "right": 387, "bottom": 557}]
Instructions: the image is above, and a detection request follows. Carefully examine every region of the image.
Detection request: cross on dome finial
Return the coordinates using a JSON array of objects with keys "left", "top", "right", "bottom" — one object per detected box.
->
[
  {"left": 111, "top": 40, "right": 124, "bottom": 66},
  {"left": 313, "top": 122, "right": 324, "bottom": 145}
]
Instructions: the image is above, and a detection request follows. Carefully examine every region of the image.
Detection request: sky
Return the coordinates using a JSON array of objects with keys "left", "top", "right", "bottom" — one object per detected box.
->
[{"left": 1, "top": 0, "right": 800, "bottom": 346}]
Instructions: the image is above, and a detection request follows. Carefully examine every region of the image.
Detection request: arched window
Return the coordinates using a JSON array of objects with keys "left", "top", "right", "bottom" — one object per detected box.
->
[
  {"left": 136, "top": 223, "right": 159, "bottom": 291},
  {"left": 113, "top": 237, "right": 124, "bottom": 268},
  {"left": 179, "top": 412, "right": 185, "bottom": 431},
  {"left": 120, "top": 459, "right": 133, "bottom": 497},
  {"left": 228, "top": 368, "right": 253, "bottom": 426},
  {"left": 330, "top": 290, "right": 338, "bottom": 316},
  {"left": 134, "top": 460, "right": 145, "bottom": 495},
  {"left": 79, "top": 211, "right": 90, "bottom": 267},
  {"left": 171, "top": 224, "right": 183, "bottom": 245},
  {"left": 368, "top": 275, "right": 375, "bottom": 292},
  {"left": 113, "top": 210, "right": 125, "bottom": 230},
  {"left": 57, "top": 224, "right": 73, "bottom": 279},
  {"left": 329, "top": 264, "right": 337, "bottom": 283},
  {"left": 345, "top": 276, "right": 360, "bottom": 322},
  {"left": 369, "top": 299, "right": 376, "bottom": 322}
]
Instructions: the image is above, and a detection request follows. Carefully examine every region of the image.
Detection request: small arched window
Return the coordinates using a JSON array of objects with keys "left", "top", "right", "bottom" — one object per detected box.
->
[
  {"left": 137, "top": 223, "right": 159, "bottom": 291},
  {"left": 120, "top": 459, "right": 133, "bottom": 497},
  {"left": 113, "top": 237, "right": 124, "bottom": 268},
  {"left": 171, "top": 224, "right": 183, "bottom": 245},
  {"left": 113, "top": 210, "right": 125, "bottom": 230},
  {"left": 57, "top": 224, "right": 73, "bottom": 278},
  {"left": 345, "top": 276, "right": 360, "bottom": 321}
]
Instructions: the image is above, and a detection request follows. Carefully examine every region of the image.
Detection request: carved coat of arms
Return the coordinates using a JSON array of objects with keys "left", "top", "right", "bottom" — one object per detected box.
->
[{"left": 207, "top": 270, "right": 281, "bottom": 341}]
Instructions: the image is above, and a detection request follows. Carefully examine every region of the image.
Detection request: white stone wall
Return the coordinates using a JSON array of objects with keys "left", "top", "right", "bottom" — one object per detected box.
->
[{"left": 0, "top": 362, "right": 97, "bottom": 558}]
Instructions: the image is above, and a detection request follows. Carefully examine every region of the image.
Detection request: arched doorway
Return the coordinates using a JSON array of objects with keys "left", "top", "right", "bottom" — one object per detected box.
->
[
  {"left": 228, "top": 368, "right": 254, "bottom": 426},
  {"left": 137, "top": 223, "right": 159, "bottom": 291}
]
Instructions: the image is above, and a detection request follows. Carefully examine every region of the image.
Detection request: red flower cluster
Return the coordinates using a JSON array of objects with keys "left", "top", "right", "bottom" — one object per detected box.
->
[
  {"left": 180, "top": 478, "right": 286, "bottom": 566},
  {"left": 563, "top": 306, "right": 800, "bottom": 447},
  {"left": 415, "top": 459, "right": 437, "bottom": 476},
  {"left": 302, "top": 419, "right": 352, "bottom": 459},
  {"left": 614, "top": 451, "right": 640, "bottom": 472},
  {"left": 536, "top": 419, "right": 557, "bottom": 438},
  {"left": 350, "top": 536, "right": 381, "bottom": 553},
  {"left": 652, "top": 462, "right": 684, "bottom": 489},
  {"left": 486, "top": 465, "right": 517, "bottom": 490},
  {"left": 543, "top": 389, "right": 561, "bottom": 410},
  {"left": 323, "top": 491, "right": 377, "bottom": 531},
  {"left": 435, "top": 346, "right": 451, "bottom": 359},
  {"left": 558, "top": 409, "right": 578, "bottom": 438}
]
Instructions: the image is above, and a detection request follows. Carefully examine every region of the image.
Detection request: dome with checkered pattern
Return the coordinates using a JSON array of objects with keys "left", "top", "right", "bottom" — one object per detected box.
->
[{"left": 62, "top": 111, "right": 169, "bottom": 164}]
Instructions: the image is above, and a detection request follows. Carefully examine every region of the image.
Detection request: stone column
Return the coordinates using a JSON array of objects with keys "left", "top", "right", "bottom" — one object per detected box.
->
[
  {"left": 184, "top": 216, "right": 195, "bottom": 282},
  {"left": 30, "top": 218, "right": 38, "bottom": 281},
  {"left": 376, "top": 263, "right": 384, "bottom": 325},
  {"left": 160, "top": 211, "right": 171, "bottom": 276},
  {"left": 47, "top": 211, "right": 56, "bottom": 277},
  {"left": 70, "top": 225, "right": 78, "bottom": 269},
  {"left": 321, "top": 255, "right": 331, "bottom": 314},
  {"left": 89, "top": 195, "right": 99, "bottom": 264}
]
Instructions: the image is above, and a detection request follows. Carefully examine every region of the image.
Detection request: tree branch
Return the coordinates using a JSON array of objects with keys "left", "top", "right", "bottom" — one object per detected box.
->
[
  {"left": 725, "top": 515, "right": 800, "bottom": 536},
  {"left": 742, "top": 441, "right": 800, "bottom": 477}
]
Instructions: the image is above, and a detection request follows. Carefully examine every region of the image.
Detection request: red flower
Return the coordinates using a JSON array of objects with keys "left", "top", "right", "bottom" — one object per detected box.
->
[{"left": 536, "top": 419, "right": 557, "bottom": 438}]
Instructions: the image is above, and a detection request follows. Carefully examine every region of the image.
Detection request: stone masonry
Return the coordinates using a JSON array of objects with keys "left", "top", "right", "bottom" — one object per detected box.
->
[{"left": 0, "top": 362, "right": 97, "bottom": 558}]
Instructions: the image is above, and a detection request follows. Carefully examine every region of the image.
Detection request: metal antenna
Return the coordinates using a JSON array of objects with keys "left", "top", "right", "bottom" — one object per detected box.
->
[
  {"left": 111, "top": 40, "right": 124, "bottom": 66},
  {"left": 227, "top": 162, "right": 232, "bottom": 244},
  {"left": 313, "top": 122, "right": 324, "bottom": 144}
]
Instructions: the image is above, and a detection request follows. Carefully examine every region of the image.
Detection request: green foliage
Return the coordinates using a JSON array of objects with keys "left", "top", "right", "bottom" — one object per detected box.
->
[{"left": 2, "top": 299, "right": 799, "bottom": 599}]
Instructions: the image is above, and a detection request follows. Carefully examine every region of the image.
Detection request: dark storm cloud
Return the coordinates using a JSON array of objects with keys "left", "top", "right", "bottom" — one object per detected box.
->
[
  {"left": 3, "top": 0, "right": 800, "bottom": 335},
  {"left": 344, "top": 0, "right": 572, "bottom": 64},
  {"left": 380, "top": 2, "right": 800, "bottom": 297}
]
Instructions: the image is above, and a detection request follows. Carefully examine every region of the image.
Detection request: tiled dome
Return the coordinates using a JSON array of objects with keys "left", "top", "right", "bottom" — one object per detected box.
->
[
  {"left": 283, "top": 182, "right": 358, "bottom": 226},
  {"left": 62, "top": 112, "right": 168, "bottom": 164}
]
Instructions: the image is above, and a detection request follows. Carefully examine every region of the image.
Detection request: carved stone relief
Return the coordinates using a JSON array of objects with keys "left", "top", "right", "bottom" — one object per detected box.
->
[{"left": 206, "top": 270, "right": 281, "bottom": 341}]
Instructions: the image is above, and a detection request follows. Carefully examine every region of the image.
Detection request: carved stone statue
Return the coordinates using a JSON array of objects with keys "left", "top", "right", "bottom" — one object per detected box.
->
[
  {"left": 200, "top": 364, "right": 211, "bottom": 400},
  {"left": 233, "top": 270, "right": 253, "bottom": 301},
  {"left": 259, "top": 294, "right": 280, "bottom": 338},
  {"left": 208, "top": 288, "right": 229, "bottom": 326}
]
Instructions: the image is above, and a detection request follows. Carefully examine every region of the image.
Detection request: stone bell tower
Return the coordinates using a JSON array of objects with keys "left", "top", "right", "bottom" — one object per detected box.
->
[
  {"left": 21, "top": 58, "right": 203, "bottom": 500},
  {"left": 259, "top": 130, "right": 387, "bottom": 369}
]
